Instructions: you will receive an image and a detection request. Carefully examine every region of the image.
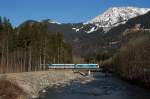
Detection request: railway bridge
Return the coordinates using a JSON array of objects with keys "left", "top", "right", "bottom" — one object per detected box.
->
[{"left": 45, "top": 64, "right": 102, "bottom": 76}]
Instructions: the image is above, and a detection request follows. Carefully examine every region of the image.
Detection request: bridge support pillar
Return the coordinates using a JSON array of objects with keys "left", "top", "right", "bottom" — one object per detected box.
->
[{"left": 88, "top": 70, "right": 91, "bottom": 76}]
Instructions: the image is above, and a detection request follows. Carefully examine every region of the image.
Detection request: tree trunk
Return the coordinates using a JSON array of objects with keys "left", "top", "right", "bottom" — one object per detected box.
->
[{"left": 28, "top": 47, "right": 32, "bottom": 72}]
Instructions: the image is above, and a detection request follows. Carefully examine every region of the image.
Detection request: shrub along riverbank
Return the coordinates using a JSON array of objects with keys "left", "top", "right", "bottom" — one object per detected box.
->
[
  {"left": 0, "top": 80, "right": 27, "bottom": 99},
  {"left": 112, "top": 33, "right": 150, "bottom": 87}
]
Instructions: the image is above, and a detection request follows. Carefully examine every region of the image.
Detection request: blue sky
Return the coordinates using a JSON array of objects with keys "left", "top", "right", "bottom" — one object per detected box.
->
[{"left": 0, "top": 0, "right": 150, "bottom": 26}]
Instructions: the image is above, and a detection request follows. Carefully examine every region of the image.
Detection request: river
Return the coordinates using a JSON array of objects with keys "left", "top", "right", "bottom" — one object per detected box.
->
[{"left": 39, "top": 72, "right": 150, "bottom": 99}]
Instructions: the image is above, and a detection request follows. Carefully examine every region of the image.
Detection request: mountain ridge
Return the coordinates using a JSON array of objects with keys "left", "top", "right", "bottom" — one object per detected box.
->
[{"left": 17, "top": 7, "right": 150, "bottom": 57}]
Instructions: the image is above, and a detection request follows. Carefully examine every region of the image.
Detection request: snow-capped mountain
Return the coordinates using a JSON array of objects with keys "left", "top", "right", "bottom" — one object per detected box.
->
[
  {"left": 20, "top": 7, "right": 150, "bottom": 34},
  {"left": 85, "top": 7, "right": 150, "bottom": 33}
]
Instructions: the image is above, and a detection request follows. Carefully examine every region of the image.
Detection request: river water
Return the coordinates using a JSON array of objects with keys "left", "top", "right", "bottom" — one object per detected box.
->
[{"left": 39, "top": 72, "right": 150, "bottom": 99}]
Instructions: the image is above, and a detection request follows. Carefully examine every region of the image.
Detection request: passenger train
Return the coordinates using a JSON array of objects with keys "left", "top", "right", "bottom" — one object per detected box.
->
[{"left": 48, "top": 64, "right": 99, "bottom": 69}]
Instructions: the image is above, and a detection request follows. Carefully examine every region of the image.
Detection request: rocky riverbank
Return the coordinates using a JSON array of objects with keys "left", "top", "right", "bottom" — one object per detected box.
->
[{"left": 0, "top": 70, "right": 93, "bottom": 99}]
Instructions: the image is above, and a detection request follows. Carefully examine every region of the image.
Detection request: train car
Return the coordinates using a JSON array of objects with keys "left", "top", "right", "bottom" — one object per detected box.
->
[
  {"left": 48, "top": 64, "right": 75, "bottom": 69},
  {"left": 75, "top": 64, "right": 99, "bottom": 69}
]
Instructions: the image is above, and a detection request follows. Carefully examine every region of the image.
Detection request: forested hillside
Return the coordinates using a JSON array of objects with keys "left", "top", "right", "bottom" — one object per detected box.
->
[{"left": 0, "top": 17, "right": 72, "bottom": 73}]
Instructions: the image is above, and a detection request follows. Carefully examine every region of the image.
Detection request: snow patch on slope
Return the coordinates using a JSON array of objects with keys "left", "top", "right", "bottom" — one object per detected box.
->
[
  {"left": 41, "top": 19, "right": 61, "bottom": 25},
  {"left": 72, "top": 28, "right": 80, "bottom": 32},
  {"left": 86, "top": 27, "right": 97, "bottom": 33}
]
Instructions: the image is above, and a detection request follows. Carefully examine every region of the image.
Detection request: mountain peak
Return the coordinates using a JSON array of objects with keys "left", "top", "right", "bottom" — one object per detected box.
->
[{"left": 86, "top": 7, "right": 150, "bottom": 28}]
